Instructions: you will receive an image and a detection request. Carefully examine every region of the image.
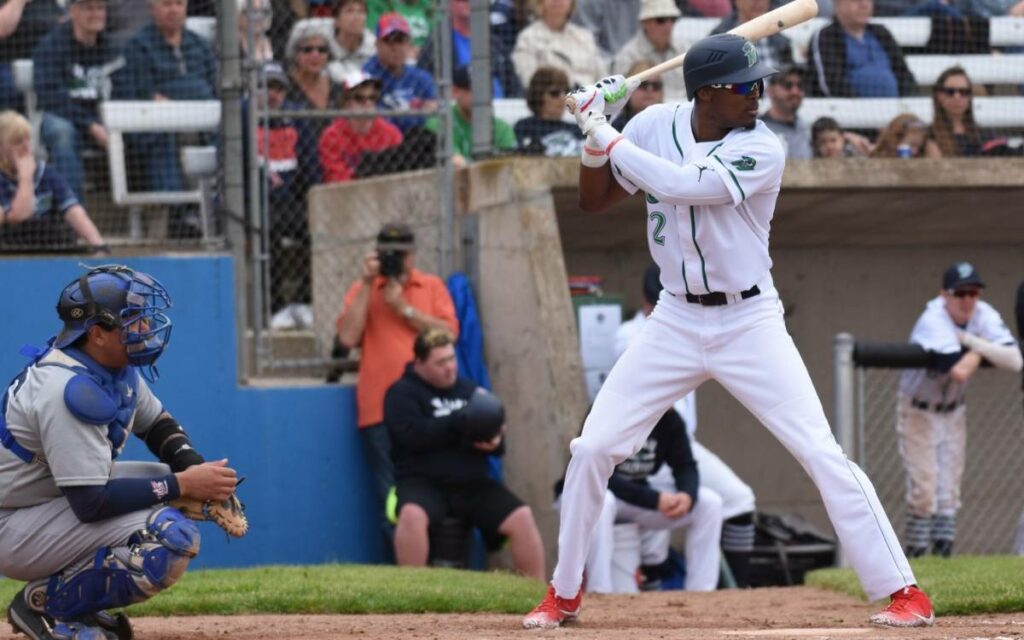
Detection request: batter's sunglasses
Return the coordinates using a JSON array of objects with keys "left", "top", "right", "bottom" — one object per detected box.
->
[
  {"left": 949, "top": 289, "right": 981, "bottom": 298},
  {"left": 710, "top": 80, "right": 762, "bottom": 96}
]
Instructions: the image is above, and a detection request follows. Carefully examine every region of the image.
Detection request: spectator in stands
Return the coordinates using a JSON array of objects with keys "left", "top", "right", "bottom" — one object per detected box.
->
[
  {"left": 807, "top": 0, "right": 918, "bottom": 97},
  {"left": 760, "top": 65, "right": 812, "bottom": 159},
  {"left": 105, "top": 0, "right": 157, "bottom": 50},
  {"left": 32, "top": 0, "right": 122, "bottom": 201},
  {"left": 611, "top": 61, "right": 664, "bottom": 131},
  {"left": 364, "top": 12, "right": 437, "bottom": 133},
  {"left": 336, "top": 223, "right": 459, "bottom": 547},
  {"left": 572, "top": 0, "right": 641, "bottom": 60},
  {"left": 239, "top": 0, "right": 275, "bottom": 62},
  {"left": 0, "top": 0, "right": 63, "bottom": 110},
  {"left": 424, "top": 66, "right": 517, "bottom": 169},
  {"left": 417, "top": 0, "right": 522, "bottom": 98},
  {"left": 676, "top": 0, "right": 732, "bottom": 17},
  {"left": 611, "top": 0, "right": 686, "bottom": 102},
  {"left": 491, "top": 0, "right": 525, "bottom": 57},
  {"left": 285, "top": 19, "right": 344, "bottom": 143},
  {"left": 514, "top": 66, "right": 584, "bottom": 156},
  {"left": 254, "top": 62, "right": 318, "bottom": 315},
  {"left": 0, "top": 110, "right": 107, "bottom": 253},
  {"left": 930, "top": 66, "right": 988, "bottom": 157},
  {"left": 319, "top": 70, "right": 402, "bottom": 182},
  {"left": 333, "top": 0, "right": 375, "bottom": 78},
  {"left": 366, "top": 0, "right": 432, "bottom": 53},
  {"left": 812, "top": 116, "right": 870, "bottom": 157},
  {"left": 117, "top": 0, "right": 217, "bottom": 199},
  {"left": 712, "top": 0, "right": 793, "bottom": 69},
  {"left": 512, "top": 0, "right": 605, "bottom": 90},
  {"left": 871, "top": 113, "right": 942, "bottom": 157},
  {"left": 386, "top": 328, "right": 546, "bottom": 579},
  {"left": 964, "top": 0, "right": 1024, "bottom": 17}
]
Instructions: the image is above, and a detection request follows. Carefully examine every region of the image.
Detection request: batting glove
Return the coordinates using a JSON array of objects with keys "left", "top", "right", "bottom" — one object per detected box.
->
[
  {"left": 595, "top": 75, "right": 637, "bottom": 122},
  {"left": 568, "top": 86, "right": 609, "bottom": 136}
]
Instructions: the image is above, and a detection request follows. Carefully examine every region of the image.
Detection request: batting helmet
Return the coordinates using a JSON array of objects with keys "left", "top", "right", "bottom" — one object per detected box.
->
[
  {"left": 461, "top": 391, "right": 506, "bottom": 442},
  {"left": 54, "top": 265, "right": 173, "bottom": 377},
  {"left": 683, "top": 33, "right": 777, "bottom": 101}
]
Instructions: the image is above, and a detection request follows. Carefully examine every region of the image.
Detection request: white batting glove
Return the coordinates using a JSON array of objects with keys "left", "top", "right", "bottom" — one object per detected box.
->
[
  {"left": 594, "top": 75, "right": 638, "bottom": 122},
  {"left": 567, "top": 86, "right": 609, "bottom": 136}
]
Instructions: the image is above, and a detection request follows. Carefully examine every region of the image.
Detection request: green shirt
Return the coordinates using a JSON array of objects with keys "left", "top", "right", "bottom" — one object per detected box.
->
[
  {"left": 426, "top": 105, "right": 518, "bottom": 161},
  {"left": 367, "top": 0, "right": 433, "bottom": 48}
]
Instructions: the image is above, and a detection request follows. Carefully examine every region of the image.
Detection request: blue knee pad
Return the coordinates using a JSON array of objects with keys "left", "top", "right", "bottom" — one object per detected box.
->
[{"left": 36, "top": 507, "right": 200, "bottom": 621}]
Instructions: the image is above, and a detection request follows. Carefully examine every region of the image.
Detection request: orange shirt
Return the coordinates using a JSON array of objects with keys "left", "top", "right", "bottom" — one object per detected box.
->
[{"left": 338, "top": 268, "right": 459, "bottom": 428}]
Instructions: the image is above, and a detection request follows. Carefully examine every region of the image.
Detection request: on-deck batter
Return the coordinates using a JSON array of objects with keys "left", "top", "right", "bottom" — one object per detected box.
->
[{"left": 523, "top": 33, "right": 934, "bottom": 630}]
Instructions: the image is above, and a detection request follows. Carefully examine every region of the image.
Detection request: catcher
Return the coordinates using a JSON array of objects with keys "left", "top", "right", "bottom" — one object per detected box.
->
[
  {"left": 383, "top": 328, "right": 545, "bottom": 579},
  {"left": 0, "top": 264, "right": 245, "bottom": 640}
]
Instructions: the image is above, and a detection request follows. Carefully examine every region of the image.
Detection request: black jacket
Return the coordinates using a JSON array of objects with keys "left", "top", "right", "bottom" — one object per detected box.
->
[
  {"left": 807, "top": 22, "right": 918, "bottom": 97},
  {"left": 384, "top": 364, "right": 504, "bottom": 485},
  {"left": 608, "top": 409, "right": 699, "bottom": 511}
]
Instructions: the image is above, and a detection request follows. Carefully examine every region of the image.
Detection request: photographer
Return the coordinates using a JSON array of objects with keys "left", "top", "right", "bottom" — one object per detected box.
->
[
  {"left": 336, "top": 222, "right": 459, "bottom": 549},
  {"left": 385, "top": 328, "right": 545, "bottom": 579}
]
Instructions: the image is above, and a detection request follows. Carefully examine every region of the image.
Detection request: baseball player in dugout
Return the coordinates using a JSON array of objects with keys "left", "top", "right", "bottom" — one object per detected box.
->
[
  {"left": 0, "top": 265, "right": 242, "bottom": 640},
  {"left": 898, "top": 263, "right": 1022, "bottom": 559},
  {"left": 384, "top": 329, "right": 545, "bottom": 579},
  {"left": 523, "top": 33, "right": 935, "bottom": 629},
  {"left": 336, "top": 223, "right": 459, "bottom": 549}
]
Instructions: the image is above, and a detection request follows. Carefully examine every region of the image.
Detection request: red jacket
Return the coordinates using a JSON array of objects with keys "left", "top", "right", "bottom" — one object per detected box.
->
[{"left": 318, "top": 117, "right": 403, "bottom": 183}]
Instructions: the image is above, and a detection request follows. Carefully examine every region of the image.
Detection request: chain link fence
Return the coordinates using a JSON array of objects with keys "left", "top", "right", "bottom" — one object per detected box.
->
[{"left": 835, "top": 334, "right": 1024, "bottom": 555}]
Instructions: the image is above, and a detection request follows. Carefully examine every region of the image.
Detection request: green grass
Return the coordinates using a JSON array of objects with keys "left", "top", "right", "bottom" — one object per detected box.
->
[
  {"left": 0, "top": 564, "right": 547, "bottom": 617},
  {"left": 807, "top": 555, "right": 1024, "bottom": 616}
]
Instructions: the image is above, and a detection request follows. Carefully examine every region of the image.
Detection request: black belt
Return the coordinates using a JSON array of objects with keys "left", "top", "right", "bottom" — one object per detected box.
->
[
  {"left": 911, "top": 399, "right": 962, "bottom": 413},
  {"left": 684, "top": 285, "right": 761, "bottom": 307}
]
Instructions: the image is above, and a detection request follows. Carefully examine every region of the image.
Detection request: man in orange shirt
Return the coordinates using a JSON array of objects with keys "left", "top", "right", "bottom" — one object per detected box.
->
[{"left": 336, "top": 223, "right": 459, "bottom": 544}]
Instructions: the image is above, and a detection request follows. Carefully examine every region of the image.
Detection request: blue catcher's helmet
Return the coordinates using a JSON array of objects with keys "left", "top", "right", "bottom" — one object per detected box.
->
[
  {"left": 683, "top": 33, "right": 777, "bottom": 101},
  {"left": 54, "top": 265, "right": 173, "bottom": 379}
]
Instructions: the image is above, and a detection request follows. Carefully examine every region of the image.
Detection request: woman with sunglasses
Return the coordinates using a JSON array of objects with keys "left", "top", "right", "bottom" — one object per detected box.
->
[
  {"left": 896, "top": 262, "right": 1021, "bottom": 560},
  {"left": 318, "top": 71, "right": 402, "bottom": 182},
  {"left": 514, "top": 66, "right": 584, "bottom": 156},
  {"left": 285, "top": 21, "right": 344, "bottom": 141},
  {"left": 611, "top": 61, "right": 664, "bottom": 131},
  {"left": 512, "top": 0, "right": 605, "bottom": 91},
  {"left": 930, "top": 66, "right": 988, "bottom": 157}
]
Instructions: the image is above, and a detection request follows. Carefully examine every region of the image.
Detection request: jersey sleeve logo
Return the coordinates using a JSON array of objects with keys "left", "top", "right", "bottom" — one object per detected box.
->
[{"left": 731, "top": 156, "right": 757, "bottom": 171}]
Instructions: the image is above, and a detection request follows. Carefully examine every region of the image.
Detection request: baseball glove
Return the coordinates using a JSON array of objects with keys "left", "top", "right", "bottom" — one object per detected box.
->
[{"left": 171, "top": 491, "right": 248, "bottom": 538}]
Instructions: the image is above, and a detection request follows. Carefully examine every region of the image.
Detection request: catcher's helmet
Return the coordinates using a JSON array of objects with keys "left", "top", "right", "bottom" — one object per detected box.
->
[
  {"left": 683, "top": 33, "right": 777, "bottom": 101},
  {"left": 54, "top": 265, "right": 173, "bottom": 378}
]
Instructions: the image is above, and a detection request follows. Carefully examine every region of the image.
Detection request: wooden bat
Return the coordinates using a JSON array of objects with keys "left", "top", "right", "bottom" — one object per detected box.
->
[{"left": 566, "top": 0, "right": 818, "bottom": 111}]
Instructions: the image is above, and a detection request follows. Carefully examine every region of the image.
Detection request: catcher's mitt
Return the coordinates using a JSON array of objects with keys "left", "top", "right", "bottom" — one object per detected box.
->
[{"left": 171, "top": 492, "right": 248, "bottom": 538}]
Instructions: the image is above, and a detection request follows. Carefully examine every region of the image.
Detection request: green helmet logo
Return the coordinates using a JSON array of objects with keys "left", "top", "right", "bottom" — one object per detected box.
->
[{"left": 743, "top": 41, "right": 757, "bottom": 67}]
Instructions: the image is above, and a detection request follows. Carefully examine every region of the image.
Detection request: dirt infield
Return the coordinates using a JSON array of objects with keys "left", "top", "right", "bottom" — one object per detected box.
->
[{"left": 3, "top": 587, "right": 1023, "bottom": 640}]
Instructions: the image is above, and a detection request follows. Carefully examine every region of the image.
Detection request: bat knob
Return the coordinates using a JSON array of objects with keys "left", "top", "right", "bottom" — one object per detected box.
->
[{"left": 565, "top": 95, "right": 578, "bottom": 114}]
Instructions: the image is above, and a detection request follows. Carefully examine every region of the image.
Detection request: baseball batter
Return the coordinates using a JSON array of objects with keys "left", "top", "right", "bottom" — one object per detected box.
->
[
  {"left": 897, "top": 262, "right": 1022, "bottom": 558},
  {"left": 0, "top": 265, "right": 238, "bottom": 640},
  {"left": 524, "top": 33, "right": 933, "bottom": 629}
]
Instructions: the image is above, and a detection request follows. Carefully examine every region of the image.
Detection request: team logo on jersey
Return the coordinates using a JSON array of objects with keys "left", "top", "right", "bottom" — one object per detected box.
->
[
  {"left": 743, "top": 41, "right": 757, "bottom": 67},
  {"left": 646, "top": 192, "right": 659, "bottom": 204},
  {"left": 150, "top": 479, "right": 169, "bottom": 500},
  {"left": 694, "top": 162, "right": 711, "bottom": 182},
  {"left": 731, "top": 156, "right": 757, "bottom": 171}
]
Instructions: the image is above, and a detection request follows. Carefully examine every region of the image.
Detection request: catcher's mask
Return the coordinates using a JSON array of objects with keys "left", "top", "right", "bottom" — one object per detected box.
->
[{"left": 54, "top": 264, "right": 173, "bottom": 381}]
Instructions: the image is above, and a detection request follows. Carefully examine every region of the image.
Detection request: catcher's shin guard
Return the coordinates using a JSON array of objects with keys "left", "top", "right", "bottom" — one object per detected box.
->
[{"left": 28, "top": 507, "right": 200, "bottom": 621}]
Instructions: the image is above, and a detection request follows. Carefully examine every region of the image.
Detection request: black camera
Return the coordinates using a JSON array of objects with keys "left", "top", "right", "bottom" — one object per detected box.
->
[{"left": 378, "top": 249, "right": 406, "bottom": 278}]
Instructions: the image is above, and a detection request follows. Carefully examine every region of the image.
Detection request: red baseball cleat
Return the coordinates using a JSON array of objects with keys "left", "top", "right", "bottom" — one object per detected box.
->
[
  {"left": 522, "top": 585, "right": 582, "bottom": 629},
  {"left": 869, "top": 585, "right": 935, "bottom": 627}
]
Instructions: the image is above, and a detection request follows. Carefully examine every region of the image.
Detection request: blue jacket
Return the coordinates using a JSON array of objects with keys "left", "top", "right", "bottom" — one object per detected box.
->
[
  {"left": 32, "top": 22, "right": 124, "bottom": 131},
  {"left": 115, "top": 23, "right": 216, "bottom": 101},
  {"left": 446, "top": 272, "right": 491, "bottom": 391}
]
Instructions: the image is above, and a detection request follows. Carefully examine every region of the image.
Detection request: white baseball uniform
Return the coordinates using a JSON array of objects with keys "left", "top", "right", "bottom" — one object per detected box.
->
[
  {"left": 553, "top": 104, "right": 916, "bottom": 601},
  {"left": 897, "top": 296, "right": 1017, "bottom": 548}
]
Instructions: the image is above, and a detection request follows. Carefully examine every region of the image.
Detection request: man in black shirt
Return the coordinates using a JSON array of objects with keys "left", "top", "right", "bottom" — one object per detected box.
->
[{"left": 384, "top": 328, "right": 545, "bottom": 579}]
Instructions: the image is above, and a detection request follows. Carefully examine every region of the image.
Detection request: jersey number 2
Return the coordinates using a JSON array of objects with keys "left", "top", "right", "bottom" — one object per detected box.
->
[{"left": 649, "top": 212, "right": 666, "bottom": 246}]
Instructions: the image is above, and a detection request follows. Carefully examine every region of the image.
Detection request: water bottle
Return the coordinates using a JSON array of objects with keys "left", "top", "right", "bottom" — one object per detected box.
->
[{"left": 896, "top": 144, "right": 912, "bottom": 158}]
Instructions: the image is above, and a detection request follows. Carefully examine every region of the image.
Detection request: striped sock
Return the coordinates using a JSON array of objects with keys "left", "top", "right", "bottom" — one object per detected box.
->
[
  {"left": 905, "top": 513, "right": 931, "bottom": 556},
  {"left": 931, "top": 514, "right": 955, "bottom": 557},
  {"left": 722, "top": 512, "right": 755, "bottom": 587}
]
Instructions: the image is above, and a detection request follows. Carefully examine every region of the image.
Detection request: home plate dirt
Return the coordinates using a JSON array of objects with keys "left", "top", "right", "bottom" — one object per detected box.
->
[{"left": 3, "top": 587, "right": 1023, "bottom": 640}]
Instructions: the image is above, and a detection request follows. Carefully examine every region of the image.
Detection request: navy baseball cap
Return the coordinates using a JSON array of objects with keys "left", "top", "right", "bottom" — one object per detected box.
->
[
  {"left": 942, "top": 262, "right": 985, "bottom": 291},
  {"left": 642, "top": 263, "right": 662, "bottom": 306}
]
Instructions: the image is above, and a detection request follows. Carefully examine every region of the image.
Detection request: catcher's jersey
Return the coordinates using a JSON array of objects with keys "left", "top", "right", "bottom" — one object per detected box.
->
[
  {"left": 899, "top": 296, "right": 1017, "bottom": 405},
  {"left": 0, "top": 349, "right": 163, "bottom": 508},
  {"left": 612, "top": 103, "right": 785, "bottom": 295}
]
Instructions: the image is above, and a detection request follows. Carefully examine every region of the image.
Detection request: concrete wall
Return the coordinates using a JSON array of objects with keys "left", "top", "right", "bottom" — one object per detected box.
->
[{"left": 0, "top": 256, "right": 383, "bottom": 568}]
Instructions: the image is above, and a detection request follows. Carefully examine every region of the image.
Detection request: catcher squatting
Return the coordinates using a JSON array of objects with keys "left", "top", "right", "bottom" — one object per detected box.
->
[{"left": 0, "top": 264, "right": 247, "bottom": 640}]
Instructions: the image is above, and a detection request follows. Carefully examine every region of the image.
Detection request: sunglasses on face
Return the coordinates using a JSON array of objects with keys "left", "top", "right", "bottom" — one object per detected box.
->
[
  {"left": 638, "top": 80, "right": 663, "bottom": 91},
  {"left": 545, "top": 88, "right": 568, "bottom": 98},
  {"left": 711, "top": 79, "right": 761, "bottom": 96},
  {"left": 939, "top": 87, "right": 971, "bottom": 97},
  {"left": 950, "top": 289, "right": 980, "bottom": 298},
  {"left": 349, "top": 93, "right": 379, "bottom": 104},
  {"left": 383, "top": 34, "right": 410, "bottom": 45},
  {"left": 651, "top": 16, "right": 675, "bottom": 24},
  {"left": 299, "top": 45, "right": 329, "bottom": 54}
]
